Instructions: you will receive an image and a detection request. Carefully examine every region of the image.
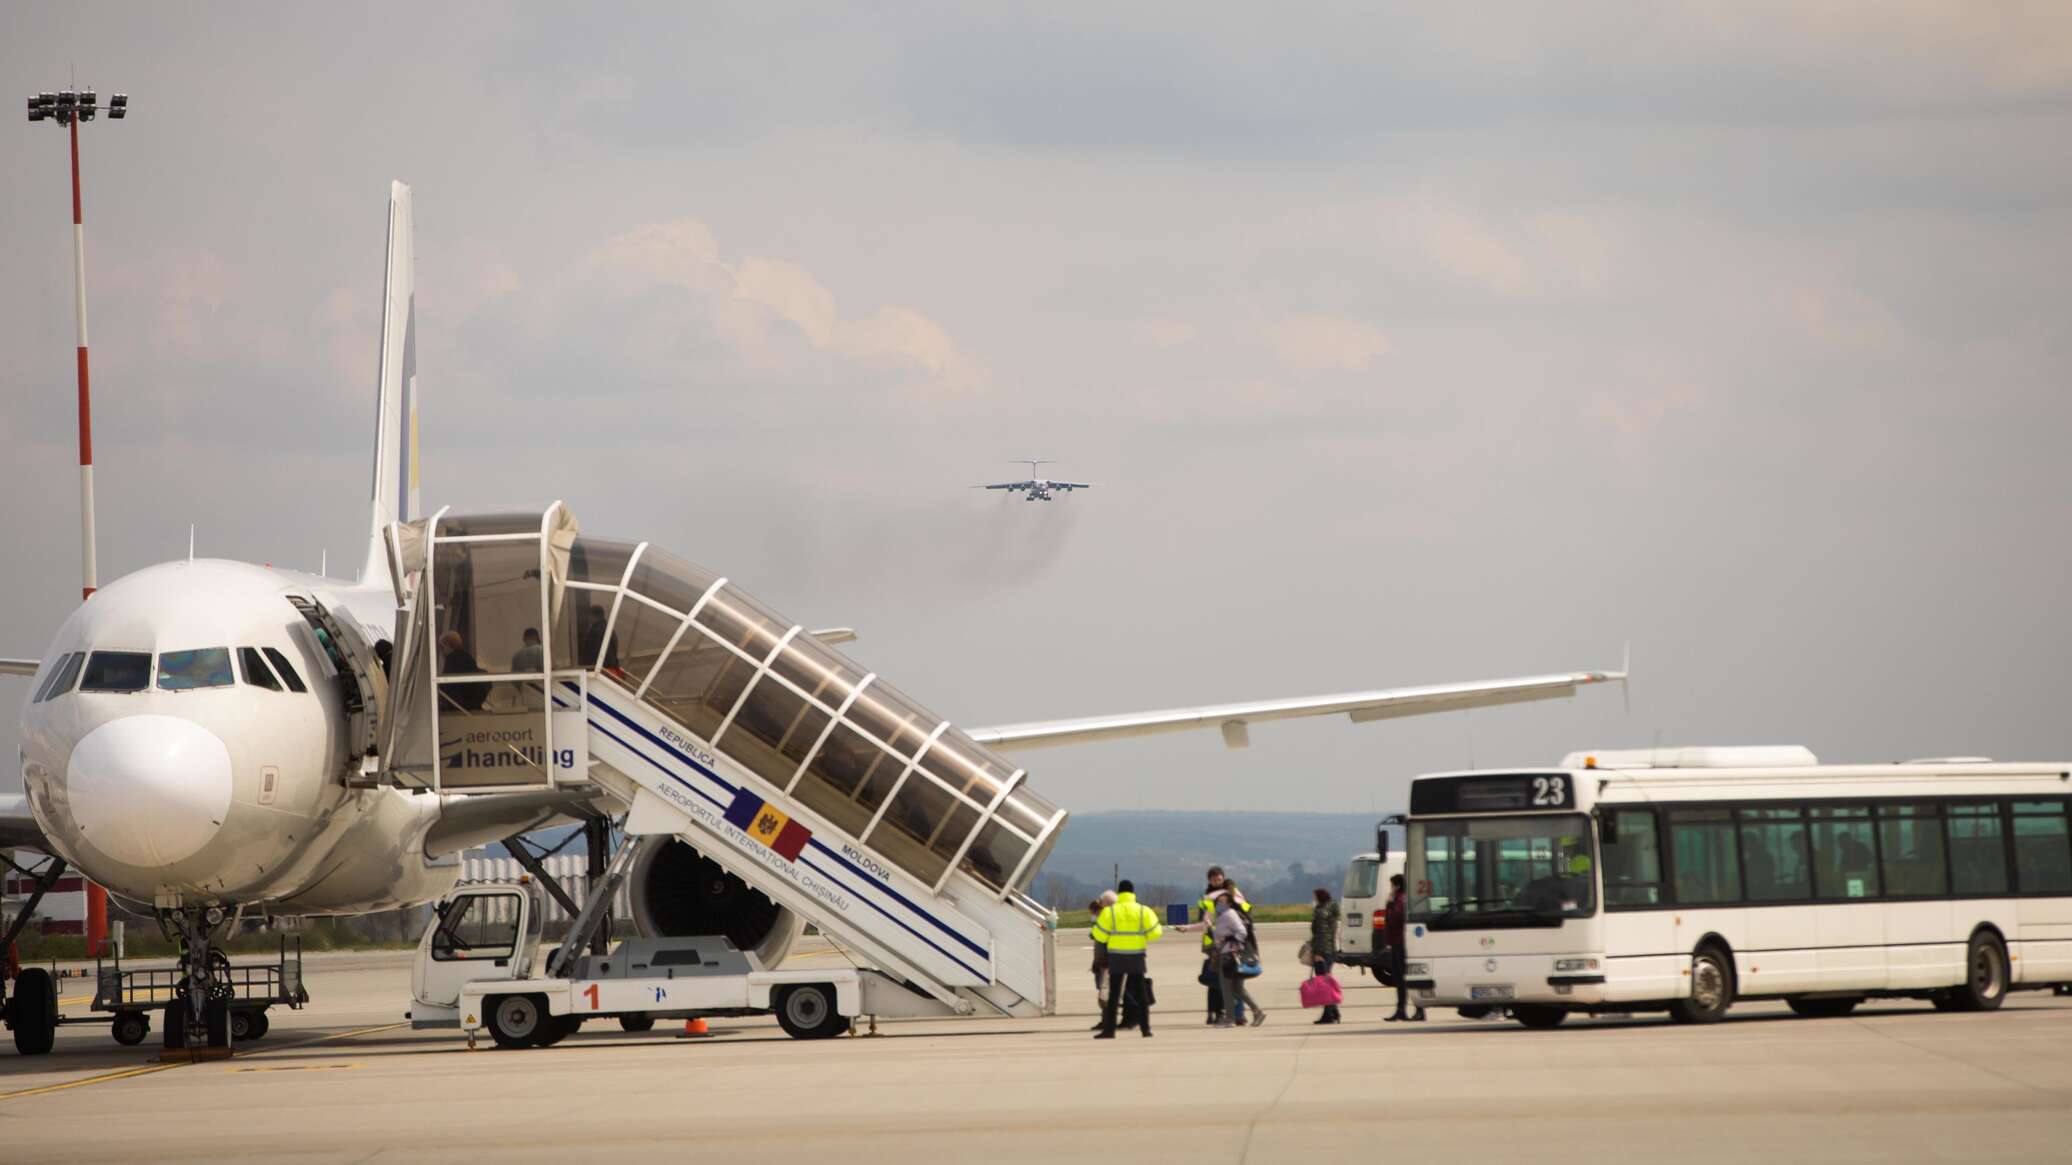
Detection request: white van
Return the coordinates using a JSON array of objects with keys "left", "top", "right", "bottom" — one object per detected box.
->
[{"left": 1335, "top": 825, "right": 1404, "bottom": 976}]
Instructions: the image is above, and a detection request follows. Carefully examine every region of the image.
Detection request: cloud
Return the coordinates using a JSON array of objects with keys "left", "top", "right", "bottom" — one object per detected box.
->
[
  {"left": 1132, "top": 318, "right": 1197, "bottom": 349},
  {"left": 1263, "top": 314, "right": 1390, "bottom": 375}
]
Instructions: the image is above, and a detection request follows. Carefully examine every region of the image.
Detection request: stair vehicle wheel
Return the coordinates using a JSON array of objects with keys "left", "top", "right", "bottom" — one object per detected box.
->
[
  {"left": 775, "top": 983, "right": 848, "bottom": 1040},
  {"left": 111, "top": 1011, "right": 151, "bottom": 1047},
  {"left": 10, "top": 968, "right": 58, "bottom": 1055},
  {"left": 1787, "top": 997, "right": 1860, "bottom": 1019},
  {"left": 1511, "top": 1004, "right": 1567, "bottom": 1029},
  {"left": 486, "top": 993, "right": 549, "bottom": 1049},
  {"left": 1950, "top": 932, "right": 2008, "bottom": 1012},
  {"left": 618, "top": 1013, "right": 656, "bottom": 1033},
  {"left": 1669, "top": 945, "right": 1735, "bottom": 1025},
  {"left": 535, "top": 1013, "right": 581, "bottom": 1047}
]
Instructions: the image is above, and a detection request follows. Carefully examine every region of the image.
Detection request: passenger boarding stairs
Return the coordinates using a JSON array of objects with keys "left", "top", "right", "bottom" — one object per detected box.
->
[{"left": 373, "top": 505, "right": 1062, "bottom": 1020}]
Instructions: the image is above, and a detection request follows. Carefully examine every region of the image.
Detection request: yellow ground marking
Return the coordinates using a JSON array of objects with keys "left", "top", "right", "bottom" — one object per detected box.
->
[
  {"left": 267, "top": 1021, "right": 407, "bottom": 1051},
  {"left": 228, "top": 1063, "right": 363, "bottom": 1073},
  {"left": 58, "top": 994, "right": 94, "bottom": 1007},
  {"left": 0, "top": 1061, "right": 187, "bottom": 1101}
]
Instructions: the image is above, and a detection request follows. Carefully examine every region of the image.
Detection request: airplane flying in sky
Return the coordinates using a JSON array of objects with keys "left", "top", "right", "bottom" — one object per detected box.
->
[
  {"left": 1, "top": 183, "right": 1624, "bottom": 1055},
  {"left": 976, "top": 461, "right": 1091, "bottom": 501}
]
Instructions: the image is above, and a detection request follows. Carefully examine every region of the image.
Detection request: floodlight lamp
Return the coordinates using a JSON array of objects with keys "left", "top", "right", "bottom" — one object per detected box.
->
[
  {"left": 110, "top": 93, "right": 127, "bottom": 109},
  {"left": 57, "top": 90, "right": 75, "bottom": 107},
  {"left": 81, "top": 89, "right": 96, "bottom": 106}
]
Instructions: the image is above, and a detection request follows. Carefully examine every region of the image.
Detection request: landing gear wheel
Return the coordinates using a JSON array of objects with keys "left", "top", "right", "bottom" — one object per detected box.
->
[
  {"left": 1511, "top": 1004, "right": 1567, "bottom": 1029},
  {"left": 774, "top": 983, "right": 848, "bottom": 1040},
  {"left": 1950, "top": 932, "right": 2008, "bottom": 1012},
  {"left": 1669, "top": 946, "right": 1735, "bottom": 1024},
  {"left": 486, "top": 993, "right": 548, "bottom": 1049},
  {"left": 112, "top": 1012, "right": 151, "bottom": 1046},
  {"left": 1455, "top": 1004, "right": 1494, "bottom": 1020},
  {"left": 1787, "top": 997, "right": 1861, "bottom": 1019},
  {"left": 618, "top": 1013, "right": 656, "bottom": 1033},
  {"left": 9, "top": 968, "right": 58, "bottom": 1055}
]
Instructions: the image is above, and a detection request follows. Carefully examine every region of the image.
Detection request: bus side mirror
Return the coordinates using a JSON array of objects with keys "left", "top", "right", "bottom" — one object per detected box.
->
[
  {"left": 1375, "top": 827, "right": 1390, "bottom": 864},
  {"left": 1599, "top": 811, "right": 1617, "bottom": 844}
]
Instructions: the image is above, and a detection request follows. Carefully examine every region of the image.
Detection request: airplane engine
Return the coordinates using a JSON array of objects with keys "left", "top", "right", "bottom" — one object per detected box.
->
[{"left": 626, "top": 838, "right": 803, "bottom": 966}]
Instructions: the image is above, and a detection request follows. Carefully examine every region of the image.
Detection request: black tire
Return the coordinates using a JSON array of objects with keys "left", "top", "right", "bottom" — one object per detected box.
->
[
  {"left": 1455, "top": 1004, "right": 1494, "bottom": 1020},
  {"left": 247, "top": 1010, "right": 270, "bottom": 1040},
  {"left": 230, "top": 1009, "right": 261, "bottom": 1042},
  {"left": 1511, "top": 1004, "right": 1567, "bottom": 1029},
  {"left": 774, "top": 983, "right": 848, "bottom": 1040},
  {"left": 10, "top": 969, "right": 58, "bottom": 1055},
  {"left": 618, "top": 1013, "right": 656, "bottom": 1033},
  {"left": 1949, "top": 931, "right": 2009, "bottom": 1012},
  {"left": 486, "top": 993, "right": 549, "bottom": 1049},
  {"left": 1669, "top": 945, "right": 1735, "bottom": 1025},
  {"left": 535, "top": 1014, "right": 581, "bottom": 1047},
  {"left": 1930, "top": 993, "right": 1963, "bottom": 1012},
  {"left": 1787, "top": 997, "right": 1861, "bottom": 1019},
  {"left": 111, "top": 1012, "right": 151, "bottom": 1046}
]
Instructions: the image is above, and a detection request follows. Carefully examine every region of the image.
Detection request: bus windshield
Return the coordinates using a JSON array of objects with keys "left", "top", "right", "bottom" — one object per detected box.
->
[{"left": 1408, "top": 814, "right": 1595, "bottom": 928}]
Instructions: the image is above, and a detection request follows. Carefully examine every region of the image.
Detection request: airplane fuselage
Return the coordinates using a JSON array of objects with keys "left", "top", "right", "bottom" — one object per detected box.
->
[{"left": 17, "top": 558, "right": 455, "bottom": 914}]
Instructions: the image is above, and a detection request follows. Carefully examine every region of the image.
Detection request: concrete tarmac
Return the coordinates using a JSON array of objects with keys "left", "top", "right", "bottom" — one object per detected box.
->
[{"left": 4, "top": 922, "right": 2070, "bottom": 1162}]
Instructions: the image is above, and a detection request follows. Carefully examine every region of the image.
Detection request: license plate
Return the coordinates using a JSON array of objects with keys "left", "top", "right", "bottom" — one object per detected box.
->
[{"left": 1470, "top": 984, "right": 1515, "bottom": 1000}]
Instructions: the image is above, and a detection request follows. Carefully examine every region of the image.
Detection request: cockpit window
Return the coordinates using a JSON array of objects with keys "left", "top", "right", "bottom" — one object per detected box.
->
[
  {"left": 238, "top": 647, "right": 282, "bottom": 691},
  {"left": 157, "top": 648, "right": 235, "bottom": 691},
  {"left": 262, "top": 647, "right": 309, "bottom": 693},
  {"left": 80, "top": 651, "right": 152, "bottom": 693},
  {"left": 35, "top": 652, "right": 85, "bottom": 702}
]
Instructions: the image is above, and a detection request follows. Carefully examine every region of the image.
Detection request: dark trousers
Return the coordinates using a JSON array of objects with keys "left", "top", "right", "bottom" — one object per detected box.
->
[
  {"left": 1101, "top": 952, "right": 1151, "bottom": 1035},
  {"left": 1389, "top": 943, "right": 1421, "bottom": 1017}
]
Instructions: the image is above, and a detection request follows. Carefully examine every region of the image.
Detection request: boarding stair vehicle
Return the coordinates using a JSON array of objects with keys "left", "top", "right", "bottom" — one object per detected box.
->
[{"left": 377, "top": 505, "right": 1063, "bottom": 1045}]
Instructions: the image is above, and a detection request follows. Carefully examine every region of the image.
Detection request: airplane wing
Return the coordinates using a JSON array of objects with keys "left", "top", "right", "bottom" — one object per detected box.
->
[
  {"left": 1055, "top": 482, "right": 1091, "bottom": 491},
  {"left": 978, "top": 481, "right": 1034, "bottom": 491},
  {"left": 967, "top": 668, "right": 1626, "bottom": 753},
  {"left": 0, "top": 658, "right": 40, "bottom": 677},
  {"left": 0, "top": 793, "right": 54, "bottom": 854}
]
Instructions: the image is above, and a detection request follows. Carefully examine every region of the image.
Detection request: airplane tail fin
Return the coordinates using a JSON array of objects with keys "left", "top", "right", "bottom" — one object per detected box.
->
[{"left": 360, "top": 180, "right": 419, "bottom": 585}]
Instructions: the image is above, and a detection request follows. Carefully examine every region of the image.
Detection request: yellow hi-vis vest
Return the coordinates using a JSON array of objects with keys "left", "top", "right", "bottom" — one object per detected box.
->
[{"left": 1092, "top": 893, "right": 1163, "bottom": 954}]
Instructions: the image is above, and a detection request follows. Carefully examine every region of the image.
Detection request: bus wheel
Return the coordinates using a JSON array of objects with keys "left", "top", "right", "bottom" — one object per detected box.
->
[
  {"left": 1950, "top": 932, "right": 2008, "bottom": 1012},
  {"left": 1455, "top": 1004, "right": 1494, "bottom": 1020},
  {"left": 1669, "top": 945, "right": 1734, "bottom": 1024},
  {"left": 1787, "top": 997, "right": 1860, "bottom": 1019},
  {"left": 1511, "top": 1004, "right": 1566, "bottom": 1029},
  {"left": 618, "top": 1013, "right": 656, "bottom": 1033}
]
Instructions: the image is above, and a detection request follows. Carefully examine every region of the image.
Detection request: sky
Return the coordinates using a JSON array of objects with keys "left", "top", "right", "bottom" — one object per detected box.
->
[{"left": 4, "top": 3, "right": 2069, "bottom": 814}]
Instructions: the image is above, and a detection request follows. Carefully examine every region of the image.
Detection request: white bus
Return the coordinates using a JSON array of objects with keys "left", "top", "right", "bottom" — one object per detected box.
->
[{"left": 1400, "top": 747, "right": 2072, "bottom": 1027}]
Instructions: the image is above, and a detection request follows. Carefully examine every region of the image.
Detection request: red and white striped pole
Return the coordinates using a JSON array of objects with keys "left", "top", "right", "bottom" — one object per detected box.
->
[{"left": 70, "top": 113, "right": 97, "bottom": 606}]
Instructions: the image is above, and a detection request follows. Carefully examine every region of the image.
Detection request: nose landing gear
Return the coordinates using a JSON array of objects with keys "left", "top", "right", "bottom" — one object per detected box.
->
[{"left": 161, "top": 906, "right": 234, "bottom": 1054}]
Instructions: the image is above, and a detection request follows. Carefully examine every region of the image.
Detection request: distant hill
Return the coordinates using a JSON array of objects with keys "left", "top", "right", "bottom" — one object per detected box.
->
[{"left": 1027, "top": 810, "right": 1394, "bottom": 908}]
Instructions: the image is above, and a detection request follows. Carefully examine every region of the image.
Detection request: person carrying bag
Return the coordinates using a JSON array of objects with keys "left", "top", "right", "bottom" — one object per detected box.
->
[{"left": 1210, "top": 892, "right": 1266, "bottom": 1027}]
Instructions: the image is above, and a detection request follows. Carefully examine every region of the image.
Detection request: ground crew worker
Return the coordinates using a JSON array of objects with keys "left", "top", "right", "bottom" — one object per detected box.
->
[{"left": 1092, "top": 879, "right": 1161, "bottom": 1039}]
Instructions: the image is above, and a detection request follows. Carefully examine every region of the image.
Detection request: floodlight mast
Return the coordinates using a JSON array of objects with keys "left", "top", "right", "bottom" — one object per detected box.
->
[{"left": 25, "top": 85, "right": 128, "bottom": 958}]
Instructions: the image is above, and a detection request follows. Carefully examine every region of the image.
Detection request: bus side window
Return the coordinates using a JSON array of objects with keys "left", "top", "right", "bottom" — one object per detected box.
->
[
  {"left": 1602, "top": 808, "right": 1663, "bottom": 907},
  {"left": 1948, "top": 802, "right": 2009, "bottom": 895},
  {"left": 2011, "top": 801, "right": 2072, "bottom": 894}
]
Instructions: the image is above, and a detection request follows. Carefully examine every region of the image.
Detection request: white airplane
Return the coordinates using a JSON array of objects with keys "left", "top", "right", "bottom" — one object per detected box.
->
[
  {"left": 1, "top": 182, "right": 1625, "bottom": 1054},
  {"left": 976, "top": 461, "right": 1090, "bottom": 501}
]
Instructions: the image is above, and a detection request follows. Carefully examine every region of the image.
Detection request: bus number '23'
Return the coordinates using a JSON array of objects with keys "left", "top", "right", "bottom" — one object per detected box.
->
[{"left": 1532, "top": 776, "right": 1567, "bottom": 806}]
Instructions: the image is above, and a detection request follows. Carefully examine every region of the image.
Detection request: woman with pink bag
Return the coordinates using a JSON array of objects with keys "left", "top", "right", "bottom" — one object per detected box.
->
[{"left": 1304, "top": 888, "right": 1344, "bottom": 1024}]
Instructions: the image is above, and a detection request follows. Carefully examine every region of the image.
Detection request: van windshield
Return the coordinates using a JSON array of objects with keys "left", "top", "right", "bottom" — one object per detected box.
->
[{"left": 1342, "top": 857, "right": 1381, "bottom": 899}]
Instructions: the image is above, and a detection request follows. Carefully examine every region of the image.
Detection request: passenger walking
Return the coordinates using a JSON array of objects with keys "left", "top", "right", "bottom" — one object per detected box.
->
[
  {"left": 1194, "top": 866, "right": 1248, "bottom": 1025},
  {"left": 1092, "top": 880, "right": 1161, "bottom": 1039},
  {"left": 1212, "top": 892, "right": 1265, "bottom": 1027},
  {"left": 1309, "top": 887, "right": 1342, "bottom": 1024},
  {"left": 1383, "top": 874, "right": 1424, "bottom": 1022}
]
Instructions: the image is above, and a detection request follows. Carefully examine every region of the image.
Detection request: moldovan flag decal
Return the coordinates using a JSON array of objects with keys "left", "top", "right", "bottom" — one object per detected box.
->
[{"left": 723, "top": 789, "right": 811, "bottom": 862}]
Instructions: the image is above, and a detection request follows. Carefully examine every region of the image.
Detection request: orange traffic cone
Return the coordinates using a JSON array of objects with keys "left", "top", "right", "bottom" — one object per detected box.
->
[{"left": 681, "top": 1017, "right": 709, "bottom": 1037}]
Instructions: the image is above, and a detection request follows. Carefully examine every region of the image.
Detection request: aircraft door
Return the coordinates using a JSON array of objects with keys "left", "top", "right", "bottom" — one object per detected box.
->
[{"left": 287, "top": 594, "right": 390, "bottom": 781}]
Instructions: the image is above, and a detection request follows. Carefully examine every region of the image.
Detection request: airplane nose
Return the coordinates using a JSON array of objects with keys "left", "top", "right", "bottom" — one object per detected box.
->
[{"left": 65, "top": 715, "right": 234, "bottom": 869}]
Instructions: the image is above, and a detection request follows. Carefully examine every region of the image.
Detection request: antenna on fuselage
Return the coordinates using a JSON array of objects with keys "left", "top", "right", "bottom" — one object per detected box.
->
[{"left": 187, "top": 525, "right": 195, "bottom": 562}]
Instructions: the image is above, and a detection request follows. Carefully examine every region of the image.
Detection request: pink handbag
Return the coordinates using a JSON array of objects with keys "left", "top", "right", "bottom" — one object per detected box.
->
[{"left": 1299, "top": 973, "right": 1343, "bottom": 1009}]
